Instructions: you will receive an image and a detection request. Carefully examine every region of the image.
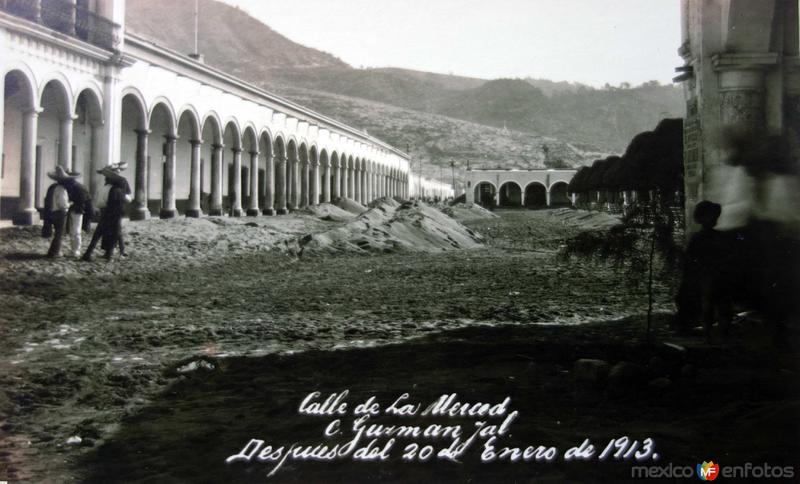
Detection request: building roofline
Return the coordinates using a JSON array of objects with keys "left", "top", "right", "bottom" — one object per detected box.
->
[{"left": 124, "top": 32, "right": 409, "bottom": 160}]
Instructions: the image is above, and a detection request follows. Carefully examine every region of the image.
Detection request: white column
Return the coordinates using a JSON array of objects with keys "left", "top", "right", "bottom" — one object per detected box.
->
[
  {"left": 353, "top": 165, "right": 361, "bottom": 203},
  {"left": 247, "top": 150, "right": 260, "bottom": 216},
  {"left": 209, "top": 143, "right": 224, "bottom": 216},
  {"left": 322, "top": 162, "right": 331, "bottom": 203},
  {"left": 131, "top": 128, "right": 150, "bottom": 221},
  {"left": 275, "top": 154, "right": 287, "bottom": 214},
  {"left": 263, "top": 150, "right": 275, "bottom": 215},
  {"left": 160, "top": 134, "right": 177, "bottom": 219},
  {"left": 332, "top": 161, "right": 340, "bottom": 199},
  {"left": 300, "top": 159, "right": 310, "bottom": 208},
  {"left": 59, "top": 116, "right": 75, "bottom": 171},
  {"left": 231, "top": 147, "right": 243, "bottom": 216},
  {"left": 340, "top": 163, "right": 347, "bottom": 199},
  {"left": 311, "top": 160, "right": 320, "bottom": 205},
  {"left": 14, "top": 110, "right": 39, "bottom": 225}
]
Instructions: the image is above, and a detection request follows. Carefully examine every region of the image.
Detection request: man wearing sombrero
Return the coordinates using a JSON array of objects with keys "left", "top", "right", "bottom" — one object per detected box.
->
[
  {"left": 43, "top": 166, "right": 81, "bottom": 258},
  {"left": 83, "top": 162, "right": 130, "bottom": 261}
]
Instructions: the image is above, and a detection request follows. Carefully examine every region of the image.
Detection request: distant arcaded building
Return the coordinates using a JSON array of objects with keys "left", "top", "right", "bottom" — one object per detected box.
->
[
  {"left": 676, "top": 0, "right": 799, "bottom": 231},
  {"left": 464, "top": 168, "right": 575, "bottom": 208}
]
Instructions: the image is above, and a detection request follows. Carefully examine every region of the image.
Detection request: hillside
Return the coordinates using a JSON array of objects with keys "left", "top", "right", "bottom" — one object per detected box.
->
[
  {"left": 126, "top": 0, "right": 683, "bottom": 168},
  {"left": 277, "top": 86, "right": 607, "bottom": 178},
  {"left": 126, "top": 0, "right": 348, "bottom": 81}
]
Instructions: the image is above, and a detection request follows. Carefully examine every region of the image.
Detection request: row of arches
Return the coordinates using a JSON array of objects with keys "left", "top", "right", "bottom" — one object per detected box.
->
[
  {"left": 473, "top": 180, "right": 571, "bottom": 208},
  {"left": 1, "top": 69, "right": 409, "bottom": 224},
  {"left": 2, "top": 68, "right": 104, "bottom": 223}
]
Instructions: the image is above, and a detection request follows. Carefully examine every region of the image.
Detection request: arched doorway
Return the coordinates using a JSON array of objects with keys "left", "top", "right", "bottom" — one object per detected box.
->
[
  {"left": 498, "top": 181, "right": 522, "bottom": 207},
  {"left": 200, "top": 114, "right": 221, "bottom": 215},
  {"left": 241, "top": 126, "right": 258, "bottom": 216},
  {"left": 319, "top": 149, "right": 330, "bottom": 204},
  {"left": 329, "top": 152, "right": 339, "bottom": 200},
  {"left": 37, "top": 80, "right": 72, "bottom": 211},
  {"left": 148, "top": 102, "right": 176, "bottom": 218},
  {"left": 259, "top": 131, "right": 273, "bottom": 214},
  {"left": 222, "top": 121, "right": 242, "bottom": 215},
  {"left": 73, "top": 89, "right": 103, "bottom": 196},
  {"left": 176, "top": 109, "right": 200, "bottom": 215},
  {"left": 473, "top": 181, "right": 496, "bottom": 207},
  {"left": 2, "top": 70, "right": 37, "bottom": 223},
  {"left": 549, "top": 181, "right": 570, "bottom": 206},
  {"left": 120, "top": 92, "right": 147, "bottom": 219},
  {"left": 524, "top": 182, "right": 547, "bottom": 208},
  {"left": 273, "top": 135, "right": 287, "bottom": 214},
  {"left": 286, "top": 139, "right": 299, "bottom": 210}
]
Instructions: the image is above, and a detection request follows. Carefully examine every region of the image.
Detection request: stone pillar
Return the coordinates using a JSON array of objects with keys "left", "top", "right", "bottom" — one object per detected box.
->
[
  {"left": 275, "top": 154, "right": 287, "bottom": 214},
  {"left": 310, "top": 160, "right": 320, "bottom": 205},
  {"left": 89, "top": 124, "right": 103, "bottom": 196},
  {"left": 348, "top": 166, "right": 356, "bottom": 200},
  {"left": 59, "top": 116, "right": 74, "bottom": 171},
  {"left": 364, "top": 168, "right": 371, "bottom": 203},
  {"left": 209, "top": 143, "right": 224, "bottom": 216},
  {"left": 130, "top": 128, "right": 150, "bottom": 221},
  {"left": 352, "top": 165, "right": 361, "bottom": 204},
  {"left": 300, "top": 158, "right": 310, "bottom": 208},
  {"left": 13, "top": 110, "right": 39, "bottom": 225},
  {"left": 321, "top": 162, "right": 331, "bottom": 203},
  {"left": 247, "top": 150, "right": 260, "bottom": 216},
  {"left": 718, "top": 70, "right": 766, "bottom": 132},
  {"left": 284, "top": 155, "right": 294, "bottom": 210},
  {"left": 332, "top": 161, "right": 341, "bottom": 199},
  {"left": 263, "top": 150, "right": 275, "bottom": 215},
  {"left": 340, "top": 163, "right": 348, "bottom": 199},
  {"left": 360, "top": 168, "right": 367, "bottom": 205},
  {"left": 231, "top": 147, "right": 243, "bottom": 216},
  {"left": 160, "top": 134, "right": 177, "bottom": 219},
  {"left": 186, "top": 139, "right": 202, "bottom": 217}
]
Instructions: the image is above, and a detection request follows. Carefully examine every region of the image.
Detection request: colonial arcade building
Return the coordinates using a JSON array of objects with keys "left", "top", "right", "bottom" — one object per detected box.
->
[
  {"left": 1, "top": 0, "right": 410, "bottom": 225},
  {"left": 465, "top": 169, "right": 576, "bottom": 208}
]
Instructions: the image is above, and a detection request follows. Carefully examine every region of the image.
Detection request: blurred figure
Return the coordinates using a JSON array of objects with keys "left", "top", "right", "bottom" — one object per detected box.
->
[
  {"left": 714, "top": 129, "right": 800, "bottom": 336},
  {"left": 675, "top": 201, "right": 733, "bottom": 340}
]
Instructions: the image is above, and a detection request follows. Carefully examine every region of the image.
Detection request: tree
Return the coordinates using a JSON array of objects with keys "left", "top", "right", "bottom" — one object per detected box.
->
[{"left": 560, "top": 118, "right": 685, "bottom": 343}]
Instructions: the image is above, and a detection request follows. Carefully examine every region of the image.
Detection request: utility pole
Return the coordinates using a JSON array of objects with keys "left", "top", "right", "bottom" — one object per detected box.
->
[
  {"left": 194, "top": 0, "right": 199, "bottom": 56},
  {"left": 450, "top": 160, "right": 456, "bottom": 198},
  {"left": 439, "top": 164, "right": 444, "bottom": 200}
]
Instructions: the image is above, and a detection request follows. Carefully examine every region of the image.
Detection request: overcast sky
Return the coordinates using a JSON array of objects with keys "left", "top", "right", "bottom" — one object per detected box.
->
[{"left": 219, "top": 0, "right": 682, "bottom": 87}]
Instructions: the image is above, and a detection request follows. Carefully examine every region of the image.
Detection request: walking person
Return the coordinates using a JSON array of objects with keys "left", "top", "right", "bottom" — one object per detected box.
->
[
  {"left": 43, "top": 166, "right": 80, "bottom": 258},
  {"left": 63, "top": 173, "right": 93, "bottom": 257},
  {"left": 82, "top": 163, "right": 130, "bottom": 261}
]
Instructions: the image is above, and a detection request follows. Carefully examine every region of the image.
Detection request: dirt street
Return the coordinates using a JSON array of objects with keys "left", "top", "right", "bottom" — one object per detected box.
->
[{"left": 0, "top": 207, "right": 796, "bottom": 483}]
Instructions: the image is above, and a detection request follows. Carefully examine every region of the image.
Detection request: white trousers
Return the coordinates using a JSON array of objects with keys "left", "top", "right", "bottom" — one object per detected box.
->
[{"left": 69, "top": 212, "right": 83, "bottom": 257}]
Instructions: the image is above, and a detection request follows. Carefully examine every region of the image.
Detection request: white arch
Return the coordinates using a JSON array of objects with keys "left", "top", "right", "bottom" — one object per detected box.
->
[
  {"left": 176, "top": 104, "right": 202, "bottom": 140},
  {"left": 3, "top": 64, "right": 39, "bottom": 110},
  {"left": 38, "top": 72, "right": 75, "bottom": 117}
]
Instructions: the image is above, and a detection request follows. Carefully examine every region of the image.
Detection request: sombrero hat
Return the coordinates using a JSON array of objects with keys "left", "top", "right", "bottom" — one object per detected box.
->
[
  {"left": 97, "top": 162, "right": 129, "bottom": 177},
  {"left": 47, "top": 165, "right": 80, "bottom": 181}
]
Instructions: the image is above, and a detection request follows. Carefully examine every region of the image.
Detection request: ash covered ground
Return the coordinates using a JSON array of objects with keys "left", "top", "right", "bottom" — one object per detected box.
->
[{"left": 0, "top": 202, "right": 797, "bottom": 483}]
